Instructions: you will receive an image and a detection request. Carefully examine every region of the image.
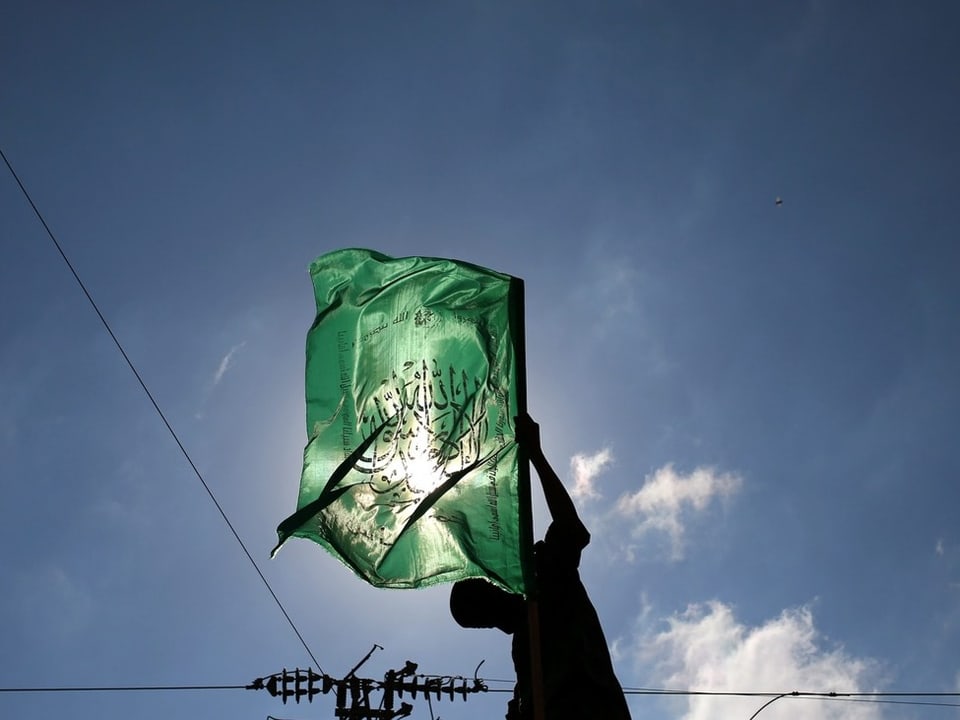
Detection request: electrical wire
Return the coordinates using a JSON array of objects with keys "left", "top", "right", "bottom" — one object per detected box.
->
[
  {"left": 0, "top": 684, "right": 246, "bottom": 693},
  {"left": 618, "top": 687, "right": 960, "bottom": 711},
  {"left": 748, "top": 692, "right": 790, "bottom": 720},
  {"left": 2, "top": 682, "right": 957, "bottom": 711},
  {"left": 621, "top": 687, "right": 960, "bottom": 698},
  {"left": 0, "top": 144, "right": 323, "bottom": 675},
  {"left": 834, "top": 697, "right": 960, "bottom": 709}
]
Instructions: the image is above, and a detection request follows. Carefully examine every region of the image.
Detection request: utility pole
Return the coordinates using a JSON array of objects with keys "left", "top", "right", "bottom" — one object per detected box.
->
[{"left": 247, "top": 658, "right": 487, "bottom": 719}]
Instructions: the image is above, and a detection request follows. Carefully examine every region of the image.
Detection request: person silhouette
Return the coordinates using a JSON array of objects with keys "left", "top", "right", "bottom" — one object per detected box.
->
[{"left": 450, "top": 413, "right": 632, "bottom": 720}]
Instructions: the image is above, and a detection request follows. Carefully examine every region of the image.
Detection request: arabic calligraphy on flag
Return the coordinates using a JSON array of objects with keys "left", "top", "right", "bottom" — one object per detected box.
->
[{"left": 273, "top": 249, "right": 531, "bottom": 594}]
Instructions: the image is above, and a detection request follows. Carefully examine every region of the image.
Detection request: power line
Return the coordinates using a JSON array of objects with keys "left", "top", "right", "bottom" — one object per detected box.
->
[
  {"left": 619, "top": 687, "right": 960, "bottom": 711},
  {"left": 748, "top": 693, "right": 790, "bottom": 720},
  {"left": 3, "top": 682, "right": 958, "bottom": 710},
  {"left": 0, "top": 684, "right": 245, "bottom": 693},
  {"left": 0, "top": 145, "right": 323, "bottom": 675},
  {"left": 835, "top": 697, "right": 960, "bottom": 709},
  {"left": 621, "top": 687, "right": 960, "bottom": 698}
]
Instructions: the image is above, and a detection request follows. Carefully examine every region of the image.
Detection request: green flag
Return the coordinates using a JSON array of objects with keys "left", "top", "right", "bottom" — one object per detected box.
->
[{"left": 274, "top": 249, "right": 531, "bottom": 595}]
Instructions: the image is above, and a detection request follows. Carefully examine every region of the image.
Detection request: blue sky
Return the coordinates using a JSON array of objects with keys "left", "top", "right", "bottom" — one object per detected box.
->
[{"left": 2, "top": 3, "right": 959, "bottom": 719}]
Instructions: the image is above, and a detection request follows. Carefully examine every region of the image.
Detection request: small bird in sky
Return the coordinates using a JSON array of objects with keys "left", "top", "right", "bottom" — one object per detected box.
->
[{"left": 775, "top": 197, "right": 783, "bottom": 206}]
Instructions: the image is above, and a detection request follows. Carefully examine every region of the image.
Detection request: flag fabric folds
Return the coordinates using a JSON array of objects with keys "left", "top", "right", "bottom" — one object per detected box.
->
[{"left": 274, "top": 249, "right": 530, "bottom": 595}]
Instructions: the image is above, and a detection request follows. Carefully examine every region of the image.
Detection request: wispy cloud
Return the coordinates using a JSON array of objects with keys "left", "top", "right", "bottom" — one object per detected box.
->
[
  {"left": 577, "top": 255, "right": 640, "bottom": 337},
  {"left": 628, "top": 601, "right": 883, "bottom": 720},
  {"left": 611, "top": 592, "right": 654, "bottom": 664},
  {"left": 196, "top": 341, "right": 247, "bottom": 420},
  {"left": 596, "top": 261, "right": 639, "bottom": 323},
  {"left": 570, "top": 447, "right": 614, "bottom": 503},
  {"left": 616, "top": 464, "right": 742, "bottom": 561},
  {"left": 212, "top": 341, "right": 247, "bottom": 387},
  {"left": 567, "top": 243, "right": 672, "bottom": 375},
  {"left": 567, "top": 239, "right": 645, "bottom": 340}
]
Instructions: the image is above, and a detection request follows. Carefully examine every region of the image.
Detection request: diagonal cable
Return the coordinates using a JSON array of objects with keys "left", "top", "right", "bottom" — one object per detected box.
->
[{"left": 1, "top": 145, "right": 322, "bottom": 674}]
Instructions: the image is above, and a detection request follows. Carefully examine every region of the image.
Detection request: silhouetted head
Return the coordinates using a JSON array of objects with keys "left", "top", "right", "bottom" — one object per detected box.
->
[{"left": 450, "top": 578, "right": 524, "bottom": 634}]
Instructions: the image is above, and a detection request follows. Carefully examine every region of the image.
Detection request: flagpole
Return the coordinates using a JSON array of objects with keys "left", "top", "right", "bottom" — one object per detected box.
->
[
  {"left": 526, "top": 599, "right": 546, "bottom": 720},
  {"left": 511, "top": 277, "right": 546, "bottom": 720}
]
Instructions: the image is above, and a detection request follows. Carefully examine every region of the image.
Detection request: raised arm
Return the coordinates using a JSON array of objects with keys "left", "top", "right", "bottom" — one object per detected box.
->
[{"left": 515, "top": 413, "right": 588, "bottom": 537}]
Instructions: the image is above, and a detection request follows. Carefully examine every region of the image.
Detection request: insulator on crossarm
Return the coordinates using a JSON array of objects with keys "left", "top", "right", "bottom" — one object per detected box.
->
[
  {"left": 294, "top": 667, "right": 306, "bottom": 703},
  {"left": 263, "top": 669, "right": 294, "bottom": 704},
  {"left": 293, "top": 667, "right": 322, "bottom": 703},
  {"left": 305, "top": 668, "right": 324, "bottom": 701},
  {"left": 443, "top": 679, "right": 456, "bottom": 700},
  {"left": 252, "top": 666, "right": 330, "bottom": 704},
  {"left": 281, "top": 669, "right": 295, "bottom": 703}
]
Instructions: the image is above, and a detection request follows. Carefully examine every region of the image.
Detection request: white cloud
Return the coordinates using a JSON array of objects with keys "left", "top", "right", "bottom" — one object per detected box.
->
[
  {"left": 196, "top": 341, "right": 247, "bottom": 419},
  {"left": 212, "top": 341, "right": 247, "bottom": 386},
  {"left": 616, "top": 464, "right": 742, "bottom": 561},
  {"left": 611, "top": 592, "right": 654, "bottom": 664},
  {"left": 633, "top": 601, "right": 883, "bottom": 720},
  {"left": 936, "top": 538, "right": 945, "bottom": 557},
  {"left": 570, "top": 447, "right": 613, "bottom": 503}
]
